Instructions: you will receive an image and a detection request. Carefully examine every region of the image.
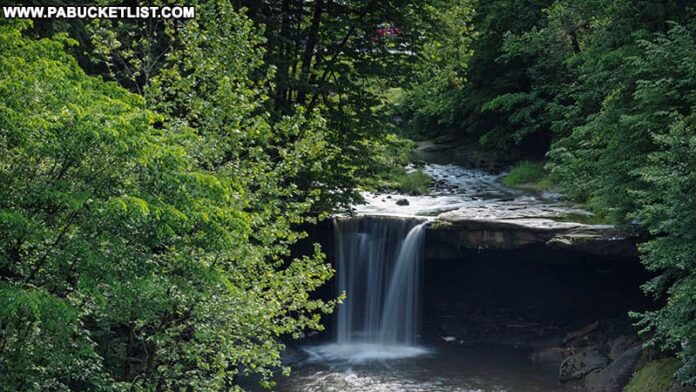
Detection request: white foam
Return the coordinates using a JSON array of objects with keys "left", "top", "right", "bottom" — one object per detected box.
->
[
  {"left": 354, "top": 163, "right": 523, "bottom": 217},
  {"left": 302, "top": 343, "right": 431, "bottom": 363}
]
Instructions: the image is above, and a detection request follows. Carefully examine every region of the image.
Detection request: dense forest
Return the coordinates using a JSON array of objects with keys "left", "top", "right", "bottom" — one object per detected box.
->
[
  {"left": 402, "top": 1, "right": 696, "bottom": 386},
  {"left": 0, "top": 0, "right": 694, "bottom": 390}
]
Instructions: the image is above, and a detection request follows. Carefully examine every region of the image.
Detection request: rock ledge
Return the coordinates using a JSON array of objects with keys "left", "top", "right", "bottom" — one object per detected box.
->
[{"left": 428, "top": 201, "right": 636, "bottom": 257}]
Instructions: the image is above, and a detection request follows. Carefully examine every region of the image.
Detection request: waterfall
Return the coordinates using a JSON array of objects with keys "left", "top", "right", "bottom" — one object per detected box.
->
[{"left": 332, "top": 216, "right": 427, "bottom": 347}]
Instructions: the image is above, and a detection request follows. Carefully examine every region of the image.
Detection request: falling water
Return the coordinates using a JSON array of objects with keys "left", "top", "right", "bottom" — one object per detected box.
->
[{"left": 332, "top": 216, "right": 427, "bottom": 348}]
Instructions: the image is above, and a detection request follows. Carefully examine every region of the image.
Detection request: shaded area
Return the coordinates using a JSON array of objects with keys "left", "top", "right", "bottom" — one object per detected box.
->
[{"left": 422, "top": 246, "right": 651, "bottom": 349}]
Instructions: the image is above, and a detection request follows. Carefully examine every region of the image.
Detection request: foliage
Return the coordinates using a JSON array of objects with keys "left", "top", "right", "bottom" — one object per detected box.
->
[
  {"left": 397, "top": 0, "right": 476, "bottom": 133},
  {"left": 501, "top": 162, "right": 547, "bottom": 186},
  {"left": 623, "top": 358, "right": 681, "bottom": 392},
  {"left": 631, "top": 114, "right": 696, "bottom": 385},
  {"left": 239, "top": 0, "right": 475, "bottom": 195},
  {"left": 401, "top": 0, "right": 696, "bottom": 383},
  {"left": 0, "top": 14, "right": 337, "bottom": 392},
  {"left": 5, "top": 0, "right": 696, "bottom": 388},
  {"left": 23, "top": 0, "right": 473, "bottom": 204},
  {"left": 543, "top": 3, "right": 696, "bottom": 384},
  {"left": 397, "top": 171, "right": 433, "bottom": 195},
  {"left": 546, "top": 2, "right": 693, "bottom": 222},
  {"left": 543, "top": 17, "right": 696, "bottom": 384},
  {"left": 358, "top": 134, "right": 428, "bottom": 194},
  {"left": 373, "top": 168, "right": 432, "bottom": 196},
  {"left": 1, "top": 3, "right": 478, "bottom": 389},
  {"left": 399, "top": 0, "right": 553, "bottom": 156}
]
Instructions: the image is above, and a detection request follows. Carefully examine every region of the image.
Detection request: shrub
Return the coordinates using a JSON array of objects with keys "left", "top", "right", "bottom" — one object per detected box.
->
[
  {"left": 398, "top": 170, "right": 433, "bottom": 195},
  {"left": 502, "top": 161, "right": 547, "bottom": 186}
]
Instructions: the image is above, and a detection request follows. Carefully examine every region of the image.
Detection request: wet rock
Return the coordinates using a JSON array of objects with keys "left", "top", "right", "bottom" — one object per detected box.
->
[
  {"left": 430, "top": 203, "right": 636, "bottom": 256},
  {"left": 584, "top": 345, "right": 641, "bottom": 392},
  {"left": 609, "top": 335, "right": 637, "bottom": 360},
  {"left": 396, "top": 198, "right": 410, "bottom": 206},
  {"left": 559, "top": 347, "right": 610, "bottom": 383},
  {"left": 563, "top": 321, "right": 600, "bottom": 346},
  {"left": 530, "top": 347, "right": 570, "bottom": 363}
]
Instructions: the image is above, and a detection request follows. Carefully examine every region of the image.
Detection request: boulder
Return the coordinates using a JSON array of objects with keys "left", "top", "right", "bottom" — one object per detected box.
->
[
  {"left": 563, "top": 321, "right": 600, "bottom": 346},
  {"left": 530, "top": 347, "right": 570, "bottom": 363},
  {"left": 559, "top": 347, "right": 610, "bottom": 383},
  {"left": 609, "top": 335, "right": 637, "bottom": 360},
  {"left": 396, "top": 198, "right": 410, "bottom": 206},
  {"left": 585, "top": 345, "right": 641, "bottom": 392}
]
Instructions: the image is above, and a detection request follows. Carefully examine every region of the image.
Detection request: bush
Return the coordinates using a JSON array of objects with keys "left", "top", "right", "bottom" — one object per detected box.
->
[
  {"left": 502, "top": 161, "right": 547, "bottom": 186},
  {"left": 398, "top": 170, "right": 432, "bottom": 195}
]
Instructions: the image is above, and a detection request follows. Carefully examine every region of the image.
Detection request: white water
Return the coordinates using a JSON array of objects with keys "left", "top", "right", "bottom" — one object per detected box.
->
[
  {"left": 355, "top": 163, "right": 523, "bottom": 217},
  {"left": 311, "top": 216, "right": 428, "bottom": 362}
]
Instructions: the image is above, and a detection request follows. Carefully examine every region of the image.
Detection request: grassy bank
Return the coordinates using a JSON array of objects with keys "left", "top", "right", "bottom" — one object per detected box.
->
[
  {"left": 501, "top": 161, "right": 555, "bottom": 191},
  {"left": 624, "top": 358, "right": 681, "bottom": 392},
  {"left": 374, "top": 168, "right": 432, "bottom": 195},
  {"left": 362, "top": 134, "right": 433, "bottom": 195}
]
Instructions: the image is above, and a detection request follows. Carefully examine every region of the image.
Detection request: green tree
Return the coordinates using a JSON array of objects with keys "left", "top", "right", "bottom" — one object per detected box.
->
[
  {"left": 400, "top": 0, "right": 553, "bottom": 157},
  {"left": 0, "top": 15, "right": 336, "bottom": 391},
  {"left": 634, "top": 114, "right": 696, "bottom": 385},
  {"left": 397, "top": 0, "right": 476, "bottom": 134},
  {"left": 402, "top": 0, "right": 696, "bottom": 383},
  {"left": 240, "top": 0, "right": 474, "bottom": 193},
  {"left": 547, "top": 6, "right": 696, "bottom": 383}
]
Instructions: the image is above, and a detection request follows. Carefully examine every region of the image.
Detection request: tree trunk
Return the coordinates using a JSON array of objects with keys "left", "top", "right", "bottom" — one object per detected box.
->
[
  {"left": 275, "top": 0, "right": 293, "bottom": 109},
  {"left": 297, "top": 0, "right": 325, "bottom": 105}
]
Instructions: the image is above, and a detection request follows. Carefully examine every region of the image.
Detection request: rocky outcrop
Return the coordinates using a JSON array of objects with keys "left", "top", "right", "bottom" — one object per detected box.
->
[
  {"left": 426, "top": 201, "right": 637, "bottom": 258},
  {"left": 460, "top": 315, "right": 645, "bottom": 390},
  {"left": 559, "top": 347, "right": 610, "bottom": 382},
  {"left": 584, "top": 345, "right": 641, "bottom": 392},
  {"left": 526, "top": 323, "right": 643, "bottom": 391}
]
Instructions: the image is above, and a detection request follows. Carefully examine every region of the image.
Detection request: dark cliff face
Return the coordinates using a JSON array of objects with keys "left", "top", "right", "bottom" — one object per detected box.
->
[
  {"left": 302, "top": 218, "right": 650, "bottom": 348},
  {"left": 420, "top": 245, "right": 652, "bottom": 349}
]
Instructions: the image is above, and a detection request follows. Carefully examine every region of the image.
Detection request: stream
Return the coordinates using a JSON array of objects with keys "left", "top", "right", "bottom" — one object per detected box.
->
[{"left": 355, "top": 163, "right": 561, "bottom": 217}]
